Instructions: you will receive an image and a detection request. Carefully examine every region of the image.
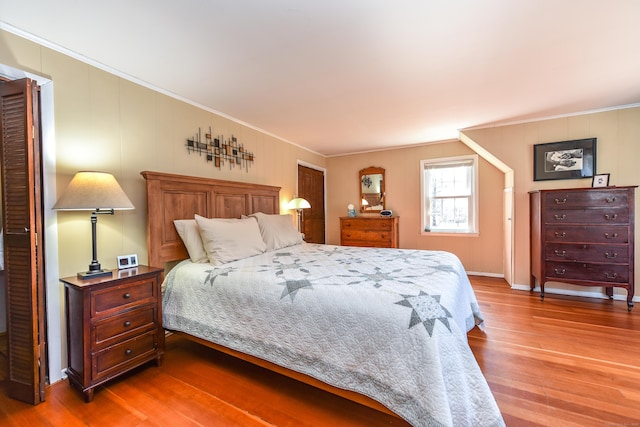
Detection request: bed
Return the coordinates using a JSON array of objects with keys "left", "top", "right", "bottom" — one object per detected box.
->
[{"left": 142, "top": 171, "right": 504, "bottom": 427}]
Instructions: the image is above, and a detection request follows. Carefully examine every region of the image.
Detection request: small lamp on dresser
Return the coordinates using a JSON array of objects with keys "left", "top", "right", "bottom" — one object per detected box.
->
[{"left": 53, "top": 171, "right": 134, "bottom": 279}]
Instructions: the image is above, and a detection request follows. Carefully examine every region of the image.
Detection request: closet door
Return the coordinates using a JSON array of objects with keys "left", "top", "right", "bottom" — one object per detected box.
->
[
  {"left": 0, "top": 78, "right": 46, "bottom": 404},
  {"left": 298, "top": 165, "right": 325, "bottom": 244}
]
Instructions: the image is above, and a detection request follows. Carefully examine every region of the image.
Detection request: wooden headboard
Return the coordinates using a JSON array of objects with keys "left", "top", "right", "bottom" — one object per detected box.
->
[{"left": 141, "top": 171, "right": 281, "bottom": 268}]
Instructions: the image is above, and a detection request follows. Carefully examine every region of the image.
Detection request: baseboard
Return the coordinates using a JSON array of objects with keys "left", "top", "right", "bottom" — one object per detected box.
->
[
  {"left": 466, "top": 271, "right": 504, "bottom": 278},
  {"left": 510, "top": 282, "right": 639, "bottom": 302}
]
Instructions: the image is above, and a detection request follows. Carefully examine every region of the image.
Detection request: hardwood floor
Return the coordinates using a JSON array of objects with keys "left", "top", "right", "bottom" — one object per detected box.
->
[{"left": 1, "top": 276, "right": 639, "bottom": 426}]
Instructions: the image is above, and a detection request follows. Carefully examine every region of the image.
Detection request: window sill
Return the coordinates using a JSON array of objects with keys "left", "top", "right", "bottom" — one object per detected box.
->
[{"left": 421, "top": 231, "right": 479, "bottom": 237}]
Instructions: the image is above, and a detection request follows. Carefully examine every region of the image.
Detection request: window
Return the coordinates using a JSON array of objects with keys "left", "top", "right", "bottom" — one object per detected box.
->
[{"left": 421, "top": 155, "right": 478, "bottom": 234}]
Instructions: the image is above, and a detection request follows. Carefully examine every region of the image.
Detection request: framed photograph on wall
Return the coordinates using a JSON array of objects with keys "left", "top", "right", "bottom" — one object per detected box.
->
[
  {"left": 533, "top": 138, "right": 596, "bottom": 181},
  {"left": 592, "top": 173, "right": 610, "bottom": 188}
]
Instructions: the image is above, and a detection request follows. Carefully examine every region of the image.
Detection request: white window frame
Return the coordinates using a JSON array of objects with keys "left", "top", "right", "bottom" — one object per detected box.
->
[{"left": 420, "top": 154, "right": 479, "bottom": 236}]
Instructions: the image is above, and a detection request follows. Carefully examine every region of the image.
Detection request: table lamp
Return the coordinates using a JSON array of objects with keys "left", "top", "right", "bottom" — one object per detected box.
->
[
  {"left": 286, "top": 197, "right": 311, "bottom": 233},
  {"left": 53, "top": 171, "right": 134, "bottom": 279}
]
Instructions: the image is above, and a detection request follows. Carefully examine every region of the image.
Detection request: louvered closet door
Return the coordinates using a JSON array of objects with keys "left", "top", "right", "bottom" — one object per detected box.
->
[{"left": 0, "top": 78, "right": 47, "bottom": 404}]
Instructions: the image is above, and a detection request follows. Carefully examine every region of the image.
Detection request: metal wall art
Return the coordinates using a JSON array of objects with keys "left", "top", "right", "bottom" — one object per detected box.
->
[{"left": 186, "top": 127, "right": 255, "bottom": 171}]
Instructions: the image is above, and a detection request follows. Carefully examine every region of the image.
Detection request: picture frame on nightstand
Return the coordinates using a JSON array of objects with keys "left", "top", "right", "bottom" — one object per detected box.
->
[{"left": 117, "top": 253, "right": 138, "bottom": 269}]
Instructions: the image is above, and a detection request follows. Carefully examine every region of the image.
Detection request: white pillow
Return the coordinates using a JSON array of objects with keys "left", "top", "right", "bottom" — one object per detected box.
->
[
  {"left": 195, "top": 214, "right": 266, "bottom": 265},
  {"left": 249, "top": 212, "right": 304, "bottom": 251},
  {"left": 173, "top": 219, "right": 208, "bottom": 263}
]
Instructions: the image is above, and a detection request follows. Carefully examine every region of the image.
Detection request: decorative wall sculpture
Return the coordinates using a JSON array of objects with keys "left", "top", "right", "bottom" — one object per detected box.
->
[{"left": 186, "top": 127, "right": 255, "bottom": 171}]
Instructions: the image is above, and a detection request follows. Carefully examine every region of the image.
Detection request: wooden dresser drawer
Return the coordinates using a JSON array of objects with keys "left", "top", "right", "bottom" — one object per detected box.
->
[
  {"left": 341, "top": 229, "right": 392, "bottom": 245},
  {"left": 544, "top": 189, "right": 631, "bottom": 208},
  {"left": 92, "top": 305, "right": 157, "bottom": 349},
  {"left": 92, "top": 331, "right": 158, "bottom": 381},
  {"left": 545, "top": 243, "right": 629, "bottom": 263},
  {"left": 546, "top": 261, "right": 629, "bottom": 284},
  {"left": 543, "top": 208, "right": 629, "bottom": 224},
  {"left": 91, "top": 278, "right": 156, "bottom": 316},
  {"left": 544, "top": 225, "right": 629, "bottom": 244},
  {"left": 341, "top": 218, "right": 392, "bottom": 231}
]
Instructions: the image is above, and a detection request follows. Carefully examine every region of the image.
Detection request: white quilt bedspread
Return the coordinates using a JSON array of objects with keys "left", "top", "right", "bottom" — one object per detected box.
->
[{"left": 162, "top": 243, "right": 504, "bottom": 426}]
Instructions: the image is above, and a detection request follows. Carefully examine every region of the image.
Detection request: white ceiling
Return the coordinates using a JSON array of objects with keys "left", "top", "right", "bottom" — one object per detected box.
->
[{"left": 2, "top": 1, "right": 640, "bottom": 156}]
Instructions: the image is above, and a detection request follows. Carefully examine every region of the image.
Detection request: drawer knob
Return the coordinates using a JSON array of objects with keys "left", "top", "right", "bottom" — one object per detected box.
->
[
  {"left": 123, "top": 293, "right": 131, "bottom": 299},
  {"left": 604, "top": 233, "right": 618, "bottom": 240},
  {"left": 604, "top": 272, "right": 618, "bottom": 280},
  {"left": 606, "top": 196, "right": 617, "bottom": 203},
  {"left": 124, "top": 321, "right": 132, "bottom": 327},
  {"left": 554, "top": 250, "right": 566, "bottom": 257},
  {"left": 554, "top": 231, "right": 566, "bottom": 238},
  {"left": 554, "top": 198, "right": 567, "bottom": 205},
  {"left": 604, "top": 214, "right": 618, "bottom": 220},
  {"left": 125, "top": 349, "right": 132, "bottom": 356},
  {"left": 604, "top": 252, "right": 618, "bottom": 259},
  {"left": 554, "top": 268, "right": 566, "bottom": 275},
  {"left": 554, "top": 214, "right": 566, "bottom": 220}
]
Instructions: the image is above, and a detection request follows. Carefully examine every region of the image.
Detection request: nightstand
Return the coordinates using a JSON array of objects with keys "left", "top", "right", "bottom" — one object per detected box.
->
[{"left": 61, "top": 265, "right": 164, "bottom": 402}]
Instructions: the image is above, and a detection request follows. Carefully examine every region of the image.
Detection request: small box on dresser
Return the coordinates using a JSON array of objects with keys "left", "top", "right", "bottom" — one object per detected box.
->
[
  {"left": 340, "top": 216, "right": 399, "bottom": 248},
  {"left": 530, "top": 186, "right": 636, "bottom": 311},
  {"left": 61, "top": 265, "right": 165, "bottom": 402}
]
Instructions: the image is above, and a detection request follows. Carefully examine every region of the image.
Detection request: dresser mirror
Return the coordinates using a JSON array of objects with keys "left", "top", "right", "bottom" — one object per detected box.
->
[{"left": 359, "top": 166, "right": 385, "bottom": 212}]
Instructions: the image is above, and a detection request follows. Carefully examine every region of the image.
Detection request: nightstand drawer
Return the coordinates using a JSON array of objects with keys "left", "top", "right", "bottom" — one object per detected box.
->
[
  {"left": 92, "top": 305, "right": 157, "bottom": 349},
  {"left": 92, "top": 330, "right": 158, "bottom": 381},
  {"left": 91, "top": 279, "right": 156, "bottom": 316}
]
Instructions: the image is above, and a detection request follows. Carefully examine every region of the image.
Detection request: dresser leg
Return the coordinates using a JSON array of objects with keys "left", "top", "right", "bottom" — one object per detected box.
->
[
  {"left": 83, "top": 387, "right": 94, "bottom": 403},
  {"left": 605, "top": 287, "right": 613, "bottom": 299}
]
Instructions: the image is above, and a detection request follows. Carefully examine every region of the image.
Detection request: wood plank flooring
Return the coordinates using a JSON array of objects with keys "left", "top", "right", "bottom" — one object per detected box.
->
[{"left": 1, "top": 276, "right": 639, "bottom": 426}]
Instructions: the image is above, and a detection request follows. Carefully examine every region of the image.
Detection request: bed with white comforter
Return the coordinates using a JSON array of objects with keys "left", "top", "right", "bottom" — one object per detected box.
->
[{"left": 162, "top": 242, "right": 504, "bottom": 427}]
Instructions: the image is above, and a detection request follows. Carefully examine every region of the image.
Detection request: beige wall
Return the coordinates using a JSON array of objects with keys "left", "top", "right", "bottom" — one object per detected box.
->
[
  {"left": 326, "top": 140, "right": 505, "bottom": 275},
  {"left": 462, "top": 106, "right": 640, "bottom": 294},
  {"left": 0, "top": 30, "right": 325, "bottom": 277}
]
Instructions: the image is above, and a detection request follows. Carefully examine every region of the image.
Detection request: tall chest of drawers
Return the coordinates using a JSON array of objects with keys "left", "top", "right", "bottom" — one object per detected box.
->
[
  {"left": 61, "top": 266, "right": 165, "bottom": 401},
  {"left": 340, "top": 216, "right": 399, "bottom": 248},
  {"left": 530, "top": 186, "right": 636, "bottom": 310}
]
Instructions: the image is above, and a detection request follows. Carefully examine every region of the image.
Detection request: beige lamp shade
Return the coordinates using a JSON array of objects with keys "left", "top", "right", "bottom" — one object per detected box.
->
[
  {"left": 286, "top": 197, "right": 311, "bottom": 210},
  {"left": 53, "top": 171, "right": 134, "bottom": 211}
]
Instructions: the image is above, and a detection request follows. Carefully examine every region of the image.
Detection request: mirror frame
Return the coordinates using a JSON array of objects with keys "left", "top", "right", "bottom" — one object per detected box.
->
[{"left": 359, "top": 166, "right": 385, "bottom": 212}]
